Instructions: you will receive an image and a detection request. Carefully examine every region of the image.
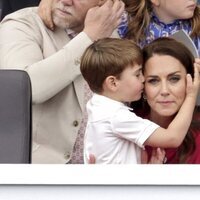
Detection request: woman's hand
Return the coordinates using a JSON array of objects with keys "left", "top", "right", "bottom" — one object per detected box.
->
[
  {"left": 141, "top": 148, "right": 166, "bottom": 164},
  {"left": 38, "top": 0, "right": 54, "bottom": 30},
  {"left": 148, "top": 148, "right": 166, "bottom": 164},
  {"left": 88, "top": 154, "right": 96, "bottom": 164}
]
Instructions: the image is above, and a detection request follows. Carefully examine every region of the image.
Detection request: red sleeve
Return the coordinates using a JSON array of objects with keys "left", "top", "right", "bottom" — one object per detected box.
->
[{"left": 187, "top": 130, "right": 200, "bottom": 164}]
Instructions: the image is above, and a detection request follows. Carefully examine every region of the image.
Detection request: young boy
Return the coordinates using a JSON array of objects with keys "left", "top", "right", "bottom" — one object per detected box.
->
[{"left": 80, "top": 38, "right": 199, "bottom": 164}]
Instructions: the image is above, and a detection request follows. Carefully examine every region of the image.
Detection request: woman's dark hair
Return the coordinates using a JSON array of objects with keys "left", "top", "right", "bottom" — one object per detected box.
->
[
  {"left": 143, "top": 37, "right": 194, "bottom": 77},
  {"left": 133, "top": 37, "right": 199, "bottom": 163}
]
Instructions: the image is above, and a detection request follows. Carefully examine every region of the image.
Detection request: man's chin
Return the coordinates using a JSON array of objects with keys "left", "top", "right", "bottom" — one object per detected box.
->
[{"left": 53, "top": 19, "right": 70, "bottom": 29}]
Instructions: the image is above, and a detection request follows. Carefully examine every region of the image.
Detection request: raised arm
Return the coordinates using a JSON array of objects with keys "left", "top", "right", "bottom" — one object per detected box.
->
[
  {"left": 0, "top": 1, "right": 124, "bottom": 104},
  {"left": 0, "top": 15, "right": 92, "bottom": 104}
]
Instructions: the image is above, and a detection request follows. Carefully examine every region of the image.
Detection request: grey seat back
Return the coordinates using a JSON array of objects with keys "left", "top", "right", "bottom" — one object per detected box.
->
[{"left": 0, "top": 70, "right": 32, "bottom": 163}]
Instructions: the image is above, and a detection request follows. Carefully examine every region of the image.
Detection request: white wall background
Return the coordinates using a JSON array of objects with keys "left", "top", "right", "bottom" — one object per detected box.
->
[
  {"left": 0, "top": 185, "right": 200, "bottom": 200},
  {"left": 0, "top": 164, "right": 199, "bottom": 199}
]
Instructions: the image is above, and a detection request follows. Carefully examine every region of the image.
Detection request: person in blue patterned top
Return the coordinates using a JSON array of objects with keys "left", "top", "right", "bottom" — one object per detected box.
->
[{"left": 118, "top": 0, "right": 200, "bottom": 55}]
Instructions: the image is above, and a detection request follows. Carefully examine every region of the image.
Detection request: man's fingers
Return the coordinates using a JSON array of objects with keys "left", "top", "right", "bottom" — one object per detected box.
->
[
  {"left": 38, "top": 0, "right": 54, "bottom": 30},
  {"left": 84, "top": 0, "right": 124, "bottom": 41}
]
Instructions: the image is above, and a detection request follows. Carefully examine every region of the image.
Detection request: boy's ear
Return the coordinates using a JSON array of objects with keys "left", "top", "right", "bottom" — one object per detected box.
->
[
  {"left": 104, "top": 76, "right": 118, "bottom": 92},
  {"left": 150, "top": 0, "right": 160, "bottom": 6}
]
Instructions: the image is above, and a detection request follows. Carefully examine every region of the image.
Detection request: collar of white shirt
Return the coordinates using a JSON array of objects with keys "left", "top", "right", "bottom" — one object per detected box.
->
[{"left": 87, "top": 93, "right": 133, "bottom": 122}]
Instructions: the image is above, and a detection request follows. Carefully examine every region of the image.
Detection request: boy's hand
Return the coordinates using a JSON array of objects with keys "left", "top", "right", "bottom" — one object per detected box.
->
[
  {"left": 38, "top": 0, "right": 54, "bottom": 30},
  {"left": 195, "top": 58, "right": 200, "bottom": 73},
  {"left": 186, "top": 65, "right": 200, "bottom": 99}
]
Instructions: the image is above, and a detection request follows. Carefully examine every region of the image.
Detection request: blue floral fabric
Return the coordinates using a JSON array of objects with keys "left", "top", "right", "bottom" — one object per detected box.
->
[{"left": 118, "top": 12, "right": 200, "bottom": 57}]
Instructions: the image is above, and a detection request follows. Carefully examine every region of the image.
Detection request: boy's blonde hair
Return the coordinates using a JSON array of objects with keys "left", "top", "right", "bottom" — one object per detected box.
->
[{"left": 80, "top": 38, "right": 142, "bottom": 93}]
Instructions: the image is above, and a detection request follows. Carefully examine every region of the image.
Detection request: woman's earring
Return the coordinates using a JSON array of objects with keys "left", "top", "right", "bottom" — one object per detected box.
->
[{"left": 143, "top": 93, "right": 147, "bottom": 100}]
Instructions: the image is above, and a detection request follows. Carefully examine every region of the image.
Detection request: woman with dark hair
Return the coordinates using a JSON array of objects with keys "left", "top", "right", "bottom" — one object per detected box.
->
[{"left": 136, "top": 37, "right": 200, "bottom": 164}]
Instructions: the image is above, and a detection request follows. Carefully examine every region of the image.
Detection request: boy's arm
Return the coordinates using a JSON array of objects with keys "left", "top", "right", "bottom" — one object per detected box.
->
[{"left": 145, "top": 66, "right": 200, "bottom": 148}]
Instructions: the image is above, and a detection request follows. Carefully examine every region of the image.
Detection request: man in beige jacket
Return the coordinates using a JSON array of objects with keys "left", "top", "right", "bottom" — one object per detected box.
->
[{"left": 0, "top": 0, "right": 124, "bottom": 163}]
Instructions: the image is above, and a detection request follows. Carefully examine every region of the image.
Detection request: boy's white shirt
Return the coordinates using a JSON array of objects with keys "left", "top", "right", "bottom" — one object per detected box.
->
[{"left": 84, "top": 93, "right": 160, "bottom": 164}]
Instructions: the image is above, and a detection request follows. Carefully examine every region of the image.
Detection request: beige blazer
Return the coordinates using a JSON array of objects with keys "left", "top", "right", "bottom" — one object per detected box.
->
[{"left": 0, "top": 7, "right": 98, "bottom": 163}]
